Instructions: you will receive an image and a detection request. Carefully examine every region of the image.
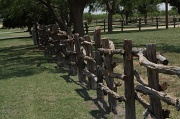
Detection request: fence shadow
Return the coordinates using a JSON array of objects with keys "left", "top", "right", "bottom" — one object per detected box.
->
[
  {"left": 0, "top": 44, "right": 52, "bottom": 80},
  {"left": 60, "top": 74, "right": 110, "bottom": 119},
  {"left": 159, "top": 43, "right": 180, "bottom": 53}
]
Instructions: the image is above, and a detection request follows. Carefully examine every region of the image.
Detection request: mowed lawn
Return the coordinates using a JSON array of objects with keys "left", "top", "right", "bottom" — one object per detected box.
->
[
  {"left": 0, "top": 28, "right": 180, "bottom": 119},
  {"left": 0, "top": 33, "right": 98, "bottom": 119}
]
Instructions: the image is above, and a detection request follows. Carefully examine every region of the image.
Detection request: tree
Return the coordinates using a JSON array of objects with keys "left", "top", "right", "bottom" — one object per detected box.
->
[
  {"left": 37, "top": 0, "right": 67, "bottom": 31},
  {"left": 102, "top": 0, "right": 117, "bottom": 32},
  {"left": 38, "top": 0, "right": 90, "bottom": 36},
  {"left": 136, "top": 0, "right": 161, "bottom": 24},
  {"left": 118, "top": 0, "right": 135, "bottom": 25},
  {"left": 0, "top": 0, "right": 91, "bottom": 36},
  {"left": 164, "top": 0, "right": 180, "bottom": 14},
  {"left": 67, "top": 0, "right": 89, "bottom": 36},
  {"left": 0, "top": 0, "right": 55, "bottom": 31}
]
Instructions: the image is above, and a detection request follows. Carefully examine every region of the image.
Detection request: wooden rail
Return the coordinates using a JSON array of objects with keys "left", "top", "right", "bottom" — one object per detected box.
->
[{"left": 84, "top": 17, "right": 180, "bottom": 33}]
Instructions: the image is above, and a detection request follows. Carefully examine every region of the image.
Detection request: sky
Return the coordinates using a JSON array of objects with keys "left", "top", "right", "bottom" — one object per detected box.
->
[{"left": 84, "top": 3, "right": 172, "bottom": 14}]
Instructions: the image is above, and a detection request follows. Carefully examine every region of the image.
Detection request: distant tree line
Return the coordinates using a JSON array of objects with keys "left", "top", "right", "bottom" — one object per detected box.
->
[{"left": 0, "top": 0, "right": 180, "bottom": 35}]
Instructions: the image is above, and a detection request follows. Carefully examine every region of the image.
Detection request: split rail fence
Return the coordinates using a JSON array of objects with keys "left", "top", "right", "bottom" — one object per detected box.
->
[
  {"left": 84, "top": 16, "right": 180, "bottom": 33},
  {"left": 36, "top": 24, "right": 180, "bottom": 119}
]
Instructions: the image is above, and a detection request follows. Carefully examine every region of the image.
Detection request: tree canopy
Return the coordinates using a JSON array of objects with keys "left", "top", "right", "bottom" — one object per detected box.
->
[
  {"left": 0, "top": 0, "right": 179, "bottom": 35},
  {"left": 0, "top": 0, "right": 55, "bottom": 30}
]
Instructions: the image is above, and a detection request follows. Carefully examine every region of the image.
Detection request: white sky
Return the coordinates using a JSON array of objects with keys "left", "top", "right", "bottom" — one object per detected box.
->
[{"left": 159, "top": 3, "right": 172, "bottom": 10}]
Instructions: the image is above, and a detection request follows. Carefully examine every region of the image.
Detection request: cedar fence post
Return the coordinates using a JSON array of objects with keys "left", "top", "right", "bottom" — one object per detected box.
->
[
  {"left": 156, "top": 17, "right": 159, "bottom": 29},
  {"left": 173, "top": 16, "right": 176, "bottom": 28},
  {"left": 84, "top": 22, "right": 89, "bottom": 34},
  {"left": 74, "top": 33, "right": 86, "bottom": 82},
  {"left": 103, "top": 19, "right": 106, "bottom": 32},
  {"left": 103, "top": 38, "right": 117, "bottom": 114},
  {"left": 123, "top": 40, "right": 136, "bottom": 119},
  {"left": 67, "top": 27, "right": 77, "bottom": 76},
  {"left": 139, "top": 18, "right": 141, "bottom": 31},
  {"left": 94, "top": 26, "right": 104, "bottom": 99},
  {"left": 146, "top": 44, "right": 164, "bottom": 119},
  {"left": 84, "top": 35, "right": 96, "bottom": 89},
  {"left": 121, "top": 20, "right": 124, "bottom": 32}
]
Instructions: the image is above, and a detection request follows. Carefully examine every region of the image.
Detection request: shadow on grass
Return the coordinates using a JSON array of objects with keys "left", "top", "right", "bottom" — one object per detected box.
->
[
  {"left": 159, "top": 43, "right": 180, "bottom": 53},
  {"left": 0, "top": 36, "right": 31, "bottom": 41},
  {"left": 0, "top": 44, "right": 53, "bottom": 80},
  {"left": 61, "top": 74, "right": 110, "bottom": 119}
]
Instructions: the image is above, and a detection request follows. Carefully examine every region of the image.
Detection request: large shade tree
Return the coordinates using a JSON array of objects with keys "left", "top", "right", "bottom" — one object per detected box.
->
[
  {"left": 37, "top": 0, "right": 90, "bottom": 36},
  {"left": 37, "top": 0, "right": 68, "bottom": 31},
  {"left": 0, "top": 0, "right": 91, "bottom": 36},
  {"left": 0, "top": 0, "right": 55, "bottom": 31},
  {"left": 67, "top": 0, "right": 89, "bottom": 36}
]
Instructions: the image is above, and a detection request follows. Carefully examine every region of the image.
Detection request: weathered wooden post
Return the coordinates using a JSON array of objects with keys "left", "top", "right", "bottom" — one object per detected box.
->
[
  {"left": 74, "top": 33, "right": 86, "bottom": 82},
  {"left": 67, "top": 27, "right": 77, "bottom": 76},
  {"left": 121, "top": 19, "right": 124, "bottom": 32},
  {"left": 84, "top": 35, "right": 96, "bottom": 89},
  {"left": 94, "top": 26, "right": 104, "bottom": 99},
  {"left": 103, "top": 38, "right": 117, "bottom": 114},
  {"left": 34, "top": 21, "right": 39, "bottom": 45},
  {"left": 138, "top": 17, "right": 141, "bottom": 31},
  {"left": 123, "top": 40, "right": 136, "bottom": 119},
  {"left": 84, "top": 22, "right": 89, "bottom": 34},
  {"left": 173, "top": 16, "right": 176, "bottom": 28},
  {"left": 146, "top": 44, "right": 164, "bottom": 119},
  {"left": 156, "top": 17, "right": 159, "bottom": 29},
  {"left": 103, "top": 19, "right": 106, "bottom": 32},
  {"left": 32, "top": 28, "right": 37, "bottom": 46}
]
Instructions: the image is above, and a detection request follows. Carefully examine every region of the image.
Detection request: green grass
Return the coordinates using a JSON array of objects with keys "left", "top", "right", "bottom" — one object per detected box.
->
[
  {"left": 0, "top": 37, "right": 98, "bottom": 119},
  {"left": 0, "top": 28, "right": 29, "bottom": 39},
  {"left": 101, "top": 28, "right": 180, "bottom": 119},
  {"left": 1, "top": 28, "right": 180, "bottom": 119}
]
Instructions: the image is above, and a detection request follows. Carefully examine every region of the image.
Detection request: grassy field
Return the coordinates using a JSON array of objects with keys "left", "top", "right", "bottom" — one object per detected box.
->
[
  {"left": 0, "top": 37, "right": 98, "bottom": 118},
  {"left": 0, "top": 28, "right": 180, "bottom": 119}
]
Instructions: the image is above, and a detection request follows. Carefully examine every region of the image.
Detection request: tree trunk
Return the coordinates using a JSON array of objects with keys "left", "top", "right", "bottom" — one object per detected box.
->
[
  {"left": 125, "top": 13, "right": 129, "bottom": 25},
  {"left": 108, "top": 11, "right": 113, "bottom": 33},
  {"left": 68, "top": 0, "right": 88, "bottom": 36},
  {"left": 144, "top": 14, "right": 147, "bottom": 25}
]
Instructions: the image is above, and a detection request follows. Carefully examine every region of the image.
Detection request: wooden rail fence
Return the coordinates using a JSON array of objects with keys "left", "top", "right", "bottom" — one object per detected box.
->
[
  {"left": 36, "top": 24, "right": 180, "bottom": 119},
  {"left": 84, "top": 17, "right": 180, "bottom": 33}
]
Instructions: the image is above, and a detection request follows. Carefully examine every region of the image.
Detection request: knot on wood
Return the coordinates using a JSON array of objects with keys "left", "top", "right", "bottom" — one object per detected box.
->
[
  {"left": 176, "top": 99, "right": 180, "bottom": 111},
  {"left": 163, "top": 109, "right": 170, "bottom": 118}
]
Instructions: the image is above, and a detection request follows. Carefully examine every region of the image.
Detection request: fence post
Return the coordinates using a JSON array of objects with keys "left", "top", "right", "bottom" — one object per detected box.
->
[
  {"left": 67, "top": 27, "right": 77, "bottom": 76},
  {"left": 84, "top": 22, "right": 89, "bottom": 34},
  {"left": 32, "top": 28, "right": 37, "bottom": 46},
  {"left": 84, "top": 35, "right": 96, "bottom": 89},
  {"left": 156, "top": 17, "right": 159, "bottom": 29},
  {"left": 121, "top": 20, "right": 124, "bottom": 32},
  {"left": 146, "top": 44, "right": 164, "bottom": 119},
  {"left": 94, "top": 26, "right": 104, "bottom": 99},
  {"left": 103, "top": 38, "right": 117, "bottom": 114},
  {"left": 74, "top": 33, "right": 86, "bottom": 82},
  {"left": 173, "top": 16, "right": 176, "bottom": 28},
  {"left": 138, "top": 18, "right": 141, "bottom": 31},
  {"left": 123, "top": 40, "right": 136, "bottom": 119},
  {"left": 103, "top": 19, "right": 106, "bottom": 32}
]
